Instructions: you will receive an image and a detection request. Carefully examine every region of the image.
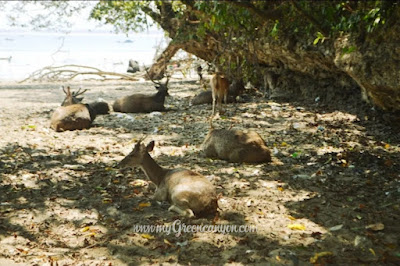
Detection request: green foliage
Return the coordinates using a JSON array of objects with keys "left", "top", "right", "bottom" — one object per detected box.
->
[
  {"left": 313, "top": 32, "right": 326, "bottom": 45},
  {"left": 90, "top": 1, "right": 154, "bottom": 33}
]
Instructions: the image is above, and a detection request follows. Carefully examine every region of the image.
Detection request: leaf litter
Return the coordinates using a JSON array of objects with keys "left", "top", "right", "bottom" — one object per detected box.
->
[{"left": 0, "top": 78, "right": 399, "bottom": 265}]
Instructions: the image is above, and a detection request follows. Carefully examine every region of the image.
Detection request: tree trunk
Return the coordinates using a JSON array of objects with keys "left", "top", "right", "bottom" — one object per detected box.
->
[{"left": 147, "top": 42, "right": 182, "bottom": 80}]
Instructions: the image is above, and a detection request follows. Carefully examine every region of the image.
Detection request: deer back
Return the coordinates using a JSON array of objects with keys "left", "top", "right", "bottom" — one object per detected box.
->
[
  {"left": 88, "top": 101, "right": 110, "bottom": 115},
  {"left": 191, "top": 80, "right": 244, "bottom": 105},
  {"left": 50, "top": 103, "right": 95, "bottom": 132},
  {"left": 202, "top": 129, "right": 271, "bottom": 163},
  {"left": 162, "top": 168, "right": 218, "bottom": 216},
  {"left": 113, "top": 87, "right": 168, "bottom": 113},
  {"left": 210, "top": 73, "right": 230, "bottom": 99}
]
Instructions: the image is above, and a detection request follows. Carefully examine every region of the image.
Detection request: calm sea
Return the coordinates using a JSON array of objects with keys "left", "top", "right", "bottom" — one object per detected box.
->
[{"left": 0, "top": 30, "right": 165, "bottom": 81}]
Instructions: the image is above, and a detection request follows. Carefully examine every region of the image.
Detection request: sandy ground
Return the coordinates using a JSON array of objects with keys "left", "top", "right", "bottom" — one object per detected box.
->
[{"left": 0, "top": 77, "right": 399, "bottom": 265}]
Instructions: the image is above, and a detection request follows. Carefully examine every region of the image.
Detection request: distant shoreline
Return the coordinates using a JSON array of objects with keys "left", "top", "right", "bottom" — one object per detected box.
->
[{"left": 0, "top": 29, "right": 163, "bottom": 37}]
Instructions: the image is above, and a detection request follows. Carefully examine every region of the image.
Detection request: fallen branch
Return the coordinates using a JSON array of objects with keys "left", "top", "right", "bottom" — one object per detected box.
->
[{"left": 18, "top": 64, "right": 143, "bottom": 83}]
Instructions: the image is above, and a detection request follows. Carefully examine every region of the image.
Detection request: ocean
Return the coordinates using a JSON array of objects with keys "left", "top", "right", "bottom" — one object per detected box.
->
[{"left": 0, "top": 30, "right": 166, "bottom": 81}]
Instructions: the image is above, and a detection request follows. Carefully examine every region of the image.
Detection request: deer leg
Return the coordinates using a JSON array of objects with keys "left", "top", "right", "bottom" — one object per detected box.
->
[
  {"left": 168, "top": 205, "right": 195, "bottom": 217},
  {"left": 211, "top": 90, "right": 217, "bottom": 116},
  {"left": 217, "top": 93, "right": 223, "bottom": 114},
  {"left": 223, "top": 91, "right": 228, "bottom": 105}
]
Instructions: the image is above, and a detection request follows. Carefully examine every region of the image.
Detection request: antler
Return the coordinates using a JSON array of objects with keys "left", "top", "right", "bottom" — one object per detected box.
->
[
  {"left": 62, "top": 86, "right": 72, "bottom": 96},
  {"left": 72, "top": 87, "right": 88, "bottom": 97},
  {"left": 144, "top": 65, "right": 162, "bottom": 86},
  {"left": 144, "top": 63, "right": 170, "bottom": 89}
]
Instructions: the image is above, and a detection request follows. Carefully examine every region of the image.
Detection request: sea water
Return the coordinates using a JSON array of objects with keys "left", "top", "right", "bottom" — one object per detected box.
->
[{"left": 0, "top": 30, "right": 165, "bottom": 81}]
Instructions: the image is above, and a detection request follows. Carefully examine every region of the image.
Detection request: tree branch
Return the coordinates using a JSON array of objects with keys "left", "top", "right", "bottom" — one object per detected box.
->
[
  {"left": 289, "top": 0, "right": 329, "bottom": 36},
  {"left": 229, "top": 0, "right": 283, "bottom": 22}
]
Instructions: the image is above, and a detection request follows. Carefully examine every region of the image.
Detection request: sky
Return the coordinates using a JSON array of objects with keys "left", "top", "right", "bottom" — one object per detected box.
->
[
  {"left": 0, "top": 1, "right": 161, "bottom": 34},
  {"left": 0, "top": 1, "right": 166, "bottom": 81}
]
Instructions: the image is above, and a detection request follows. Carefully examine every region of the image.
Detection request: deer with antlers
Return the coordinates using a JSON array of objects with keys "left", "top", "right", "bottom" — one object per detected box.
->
[{"left": 50, "top": 86, "right": 98, "bottom": 132}]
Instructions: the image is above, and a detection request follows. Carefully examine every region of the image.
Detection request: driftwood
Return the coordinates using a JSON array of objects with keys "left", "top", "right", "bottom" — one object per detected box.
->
[{"left": 19, "top": 64, "right": 144, "bottom": 83}]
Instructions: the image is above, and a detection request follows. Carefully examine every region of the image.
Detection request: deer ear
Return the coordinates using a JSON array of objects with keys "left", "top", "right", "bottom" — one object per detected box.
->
[{"left": 146, "top": 141, "right": 155, "bottom": 152}]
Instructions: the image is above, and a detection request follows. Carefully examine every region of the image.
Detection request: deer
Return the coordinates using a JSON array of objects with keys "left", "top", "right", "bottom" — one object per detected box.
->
[
  {"left": 60, "top": 86, "right": 110, "bottom": 114},
  {"left": 192, "top": 79, "right": 244, "bottom": 106},
  {"left": 201, "top": 127, "right": 272, "bottom": 163},
  {"left": 50, "top": 86, "right": 97, "bottom": 132},
  {"left": 118, "top": 139, "right": 218, "bottom": 217},
  {"left": 60, "top": 86, "right": 87, "bottom": 106},
  {"left": 210, "top": 71, "right": 230, "bottom": 116},
  {"left": 113, "top": 74, "right": 170, "bottom": 113}
]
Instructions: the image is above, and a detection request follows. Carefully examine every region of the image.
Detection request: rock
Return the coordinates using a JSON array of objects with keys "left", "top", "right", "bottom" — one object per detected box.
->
[{"left": 127, "top": 59, "right": 140, "bottom": 73}]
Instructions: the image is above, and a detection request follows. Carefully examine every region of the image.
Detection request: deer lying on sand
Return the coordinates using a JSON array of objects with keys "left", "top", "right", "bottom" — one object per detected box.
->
[
  {"left": 119, "top": 139, "right": 218, "bottom": 217},
  {"left": 202, "top": 128, "right": 272, "bottom": 163},
  {"left": 192, "top": 79, "right": 244, "bottom": 106},
  {"left": 210, "top": 72, "right": 230, "bottom": 116},
  {"left": 113, "top": 77, "right": 169, "bottom": 113},
  {"left": 50, "top": 86, "right": 98, "bottom": 132}
]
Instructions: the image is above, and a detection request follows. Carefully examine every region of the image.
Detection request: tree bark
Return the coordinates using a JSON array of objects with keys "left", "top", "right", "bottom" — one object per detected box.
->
[{"left": 147, "top": 42, "right": 183, "bottom": 80}]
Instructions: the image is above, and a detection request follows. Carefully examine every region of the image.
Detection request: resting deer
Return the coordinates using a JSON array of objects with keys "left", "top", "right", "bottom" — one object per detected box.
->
[
  {"left": 50, "top": 86, "right": 96, "bottom": 132},
  {"left": 60, "top": 86, "right": 110, "bottom": 114},
  {"left": 113, "top": 76, "right": 169, "bottom": 113},
  {"left": 119, "top": 139, "right": 218, "bottom": 217},
  {"left": 202, "top": 128, "right": 272, "bottom": 163},
  {"left": 60, "top": 86, "right": 87, "bottom": 106},
  {"left": 210, "top": 72, "right": 230, "bottom": 116}
]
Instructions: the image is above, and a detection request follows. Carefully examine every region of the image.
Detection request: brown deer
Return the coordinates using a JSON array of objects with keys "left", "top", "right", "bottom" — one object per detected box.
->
[
  {"left": 119, "top": 139, "right": 218, "bottom": 217},
  {"left": 50, "top": 86, "right": 96, "bottom": 132},
  {"left": 60, "top": 86, "right": 110, "bottom": 114},
  {"left": 112, "top": 76, "right": 169, "bottom": 113},
  {"left": 192, "top": 79, "right": 244, "bottom": 105},
  {"left": 210, "top": 72, "right": 230, "bottom": 116},
  {"left": 202, "top": 128, "right": 272, "bottom": 163}
]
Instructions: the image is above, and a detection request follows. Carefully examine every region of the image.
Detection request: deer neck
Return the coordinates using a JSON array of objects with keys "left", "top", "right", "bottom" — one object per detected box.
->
[{"left": 140, "top": 153, "right": 168, "bottom": 187}]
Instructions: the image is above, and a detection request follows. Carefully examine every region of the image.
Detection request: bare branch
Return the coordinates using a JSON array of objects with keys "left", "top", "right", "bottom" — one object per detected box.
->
[{"left": 18, "top": 65, "right": 141, "bottom": 83}]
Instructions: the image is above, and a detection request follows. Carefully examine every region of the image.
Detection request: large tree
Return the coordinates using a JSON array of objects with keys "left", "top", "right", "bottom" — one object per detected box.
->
[
  {"left": 89, "top": 1, "right": 400, "bottom": 112},
  {"left": 3, "top": 1, "right": 400, "bottom": 112}
]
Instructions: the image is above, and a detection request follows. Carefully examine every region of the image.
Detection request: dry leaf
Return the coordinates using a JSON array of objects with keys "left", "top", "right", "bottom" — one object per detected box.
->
[
  {"left": 310, "top": 251, "right": 333, "bottom": 263},
  {"left": 81, "top": 226, "right": 90, "bottom": 232},
  {"left": 288, "top": 224, "right": 306, "bottom": 230},
  {"left": 164, "top": 239, "right": 173, "bottom": 245},
  {"left": 138, "top": 202, "right": 151, "bottom": 208},
  {"left": 369, "top": 248, "right": 376, "bottom": 256},
  {"left": 141, "top": 234, "right": 155, "bottom": 240},
  {"left": 131, "top": 179, "right": 147, "bottom": 187},
  {"left": 365, "top": 223, "right": 384, "bottom": 231}
]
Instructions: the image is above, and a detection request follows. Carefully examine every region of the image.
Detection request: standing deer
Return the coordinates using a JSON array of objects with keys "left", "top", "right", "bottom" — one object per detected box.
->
[
  {"left": 119, "top": 139, "right": 218, "bottom": 217},
  {"left": 192, "top": 79, "right": 244, "bottom": 106},
  {"left": 50, "top": 86, "right": 96, "bottom": 132},
  {"left": 202, "top": 128, "right": 272, "bottom": 163},
  {"left": 210, "top": 71, "right": 230, "bottom": 116},
  {"left": 113, "top": 76, "right": 169, "bottom": 113}
]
